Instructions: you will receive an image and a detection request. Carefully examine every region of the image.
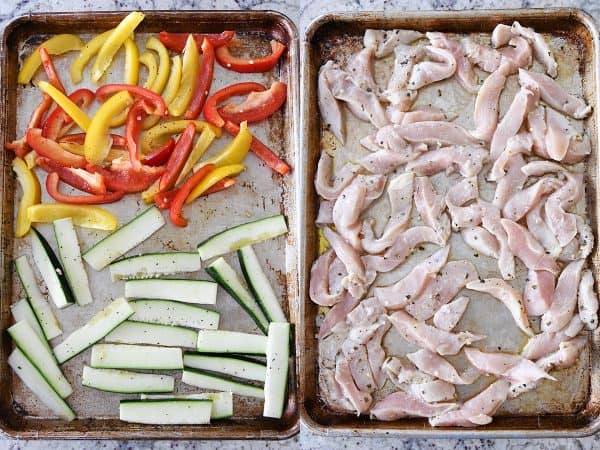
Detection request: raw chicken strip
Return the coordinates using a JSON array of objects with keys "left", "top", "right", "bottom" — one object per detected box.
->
[
  {"left": 492, "top": 24, "right": 514, "bottom": 48},
  {"left": 536, "top": 335, "right": 587, "bottom": 371},
  {"left": 359, "top": 144, "right": 426, "bottom": 175},
  {"left": 367, "top": 320, "right": 391, "bottom": 388},
  {"left": 335, "top": 358, "right": 372, "bottom": 415},
  {"left": 523, "top": 269, "right": 555, "bottom": 316},
  {"left": 387, "top": 310, "right": 485, "bottom": 356},
  {"left": 387, "top": 106, "right": 452, "bottom": 125},
  {"left": 502, "top": 177, "right": 561, "bottom": 221},
  {"left": 527, "top": 104, "right": 548, "bottom": 158},
  {"left": 433, "top": 296, "right": 471, "bottom": 331},
  {"left": 499, "top": 36, "right": 532, "bottom": 69},
  {"left": 511, "top": 21, "right": 558, "bottom": 78},
  {"left": 341, "top": 339, "right": 376, "bottom": 392},
  {"left": 480, "top": 202, "right": 516, "bottom": 280},
  {"left": 407, "top": 46, "right": 457, "bottom": 90},
  {"left": 545, "top": 108, "right": 574, "bottom": 161},
  {"left": 521, "top": 325, "right": 581, "bottom": 360},
  {"left": 446, "top": 177, "right": 482, "bottom": 230},
  {"left": 471, "top": 61, "right": 511, "bottom": 141},
  {"left": 462, "top": 37, "right": 503, "bottom": 72},
  {"left": 370, "top": 391, "right": 456, "bottom": 421},
  {"left": 333, "top": 177, "right": 367, "bottom": 249},
  {"left": 381, "top": 45, "right": 422, "bottom": 106},
  {"left": 488, "top": 132, "right": 532, "bottom": 182},
  {"left": 407, "top": 349, "right": 475, "bottom": 385},
  {"left": 318, "top": 61, "right": 346, "bottom": 144},
  {"left": 320, "top": 367, "right": 354, "bottom": 412},
  {"left": 361, "top": 172, "right": 414, "bottom": 253},
  {"left": 383, "top": 357, "right": 434, "bottom": 385},
  {"left": 414, "top": 176, "right": 451, "bottom": 243},
  {"left": 346, "top": 47, "right": 378, "bottom": 92},
  {"left": 578, "top": 270, "right": 598, "bottom": 330},
  {"left": 500, "top": 219, "right": 560, "bottom": 275},
  {"left": 430, "top": 379, "right": 510, "bottom": 427},
  {"left": 319, "top": 293, "right": 360, "bottom": 338},
  {"left": 490, "top": 85, "right": 537, "bottom": 161},
  {"left": 405, "top": 260, "right": 478, "bottom": 321},
  {"left": 322, "top": 227, "right": 368, "bottom": 299},
  {"left": 347, "top": 297, "right": 386, "bottom": 327},
  {"left": 542, "top": 259, "right": 585, "bottom": 333},
  {"left": 375, "top": 246, "right": 450, "bottom": 309},
  {"left": 363, "top": 29, "right": 424, "bottom": 58},
  {"left": 518, "top": 69, "right": 591, "bottom": 119},
  {"left": 461, "top": 227, "right": 500, "bottom": 259},
  {"left": 526, "top": 200, "right": 562, "bottom": 258},
  {"left": 406, "top": 380, "right": 457, "bottom": 403},
  {"left": 361, "top": 124, "right": 410, "bottom": 153},
  {"left": 316, "top": 200, "right": 334, "bottom": 225},
  {"left": 396, "top": 122, "right": 482, "bottom": 146},
  {"left": 406, "top": 145, "right": 489, "bottom": 178},
  {"left": 427, "top": 32, "right": 479, "bottom": 93},
  {"left": 466, "top": 278, "right": 533, "bottom": 336},
  {"left": 310, "top": 249, "right": 344, "bottom": 306},
  {"left": 314, "top": 152, "right": 360, "bottom": 201}
]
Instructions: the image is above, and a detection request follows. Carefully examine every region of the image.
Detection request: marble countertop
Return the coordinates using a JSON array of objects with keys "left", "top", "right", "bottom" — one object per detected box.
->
[{"left": 2, "top": 0, "right": 600, "bottom": 448}]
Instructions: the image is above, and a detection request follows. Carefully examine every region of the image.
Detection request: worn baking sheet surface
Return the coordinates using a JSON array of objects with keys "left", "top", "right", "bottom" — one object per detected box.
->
[
  {"left": 0, "top": 11, "right": 298, "bottom": 439},
  {"left": 299, "top": 9, "right": 600, "bottom": 437}
]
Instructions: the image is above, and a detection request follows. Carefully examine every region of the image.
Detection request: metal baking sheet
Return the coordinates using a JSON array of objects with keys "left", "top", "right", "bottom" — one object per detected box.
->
[
  {"left": 298, "top": 8, "right": 600, "bottom": 438},
  {"left": 0, "top": 10, "right": 299, "bottom": 440}
]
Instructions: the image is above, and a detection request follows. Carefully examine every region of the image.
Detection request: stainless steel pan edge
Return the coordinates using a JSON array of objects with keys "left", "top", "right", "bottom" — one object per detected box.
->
[{"left": 298, "top": 8, "right": 600, "bottom": 438}]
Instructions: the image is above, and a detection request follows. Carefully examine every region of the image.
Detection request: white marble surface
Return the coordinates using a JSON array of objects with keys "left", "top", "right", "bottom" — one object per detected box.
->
[{"left": 2, "top": 0, "right": 600, "bottom": 448}]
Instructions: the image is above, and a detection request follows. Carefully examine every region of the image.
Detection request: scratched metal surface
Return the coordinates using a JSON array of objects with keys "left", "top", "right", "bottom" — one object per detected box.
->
[
  {"left": 1, "top": 11, "right": 299, "bottom": 439},
  {"left": 299, "top": 9, "right": 600, "bottom": 437}
]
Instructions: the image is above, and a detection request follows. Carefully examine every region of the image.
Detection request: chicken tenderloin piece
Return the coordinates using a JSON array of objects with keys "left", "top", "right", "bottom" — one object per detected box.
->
[
  {"left": 471, "top": 61, "right": 512, "bottom": 141},
  {"left": 314, "top": 152, "right": 360, "bottom": 201},
  {"left": 446, "top": 177, "right": 482, "bottom": 230},
  {"left": 407, "top": 46, "right": 457, "bottom": 90},
  {"left": 370, "top": 391, "right": 457, "bottom": 421},
  {"left": 433, "top": 296, "right": 471, "bottom": 331},
  {"left": 523, "top": 269, "right": 555, "bottom": 316},
  {"left": 578, "top": 270, "right": 599, "bottom": 330},
  {"left": 381, "top": 44, "right": 422, "bottom": 107},
  {"left": 364, "top": 29, "right": 424, "bottom": 58},
  {"left": 427, "top": 32, "right": 479, "bottom": 93},
  {"left": 542, "top": 259, "right": 586, "bottom": 333},
  {"left": 318, "top": 61, "right": 346, "bottom": 144},
  {"left": 461, "top": 227, "right": 500, "bottom": 259},
  {"left": 346, "top": 47, "right": 378, "bottom": 92},
  {"left": 511, "top": 21, "right": 558, "bottom": 77}
]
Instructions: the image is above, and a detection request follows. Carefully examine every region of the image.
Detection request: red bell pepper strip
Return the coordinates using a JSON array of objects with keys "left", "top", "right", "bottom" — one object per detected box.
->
[
  {"left": 42, "top": 89, "right": 95, "bottom": 140},
  {"left": 159, "top": 122, "right": 196, "bottom": 192},
  {"left": 126, "top": 99, "right": 154, "bottom": 171},
  {"left": 95, "top": 84, "right": 167, "bottom": 116},
  {"left": 203, "top": 82, "right": 266, "bottom": 128},
  {"left": 183, "top": 38, "right": 215, "bottom": 120},
  {"left": 215, "top": 40, "right": 286, "bottom": 73},
  {"left": 169, "top": 163, "right": 215, "bottom": 227},
  {"left": 36, "top": 156, "right": 107, "bottom": 195},
  {"left": 58, "top": 132, "right": 127, "bottom": 148},
  {"left": 142, "top": 138, "right": 176, "bottom": 167},
  {"left": 87, "top": 162, "right": 165, "bottom": 193},
  {"left": 159, "top": 31, "right": 234, "bottom": 52},
  {"left": 203, "top": 177, "right": 236, "bottom": 195},
  {"left": 39, "top": 47, "right": 66, "bottom": 94},
  {"left": 154, "top": 189, "right": 177, "bottom": 209},
  {"left": 46, "top": 172, "right": 124, "bottom": 204},
  {"left": 26, "top": 128, "right": 86, "bottom": 168},
  {"left": 218, "top": 81, "right": 287, "bottom": 124},
  {"left": 223, "top": 121, "right": 290, "bottom": 175}
]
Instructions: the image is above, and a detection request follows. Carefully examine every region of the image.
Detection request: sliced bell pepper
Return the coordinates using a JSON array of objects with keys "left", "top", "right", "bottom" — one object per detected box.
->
[
  {"left": 70, "top": 29, "right": 113, "bottom": 84},
  {"left": 59, "top": 132, "right": 127, "bottom": 148},
  {"left": 154, "top": 189, "right": 177, "bottom": 210},
  {"left": 161, "top": 55, "right": 182, "bottom": 108},
  {"left": 46, "top": 172, "right": 124, "bottom": 204},
  {"left": 126, "top": 99, "right": 154, "bottom": 170},
  {"left": 139, "top": 50, "right": 158, "bottom": 91},
  {"left": 5, "top": 97, "right": 52, "bottom": 157},
  {"left": 158, "top": 31, "right": 235, "bottom": 53},
  {"left": 219, "top": 81, "right": 287, "bottom": 124},
  {"left": 37, "top": 156, "right": 107, "bottom": 194},
  {"left": 87, "top": 160, "right": 165, "bottom": 193},
  {"left": 183, "top": 38, "right": 214, "bottom": 120},
  {"left": 170, "top": 163, "right": 215, "bottom": 227},
  {"left": 159, "top": 122, "right": 196, "bottom": 191},
  {"left": 175, "top": 127, "right": 216, "bottom": 186},
  {"left": 203, "top": 82, "right": 266, "bottom": 128},
  {"left": 141, "top": 179, "right": 161, "bottom": 203},
  {"left": 223, "top": 121, "right": 291, "bottom": 175},
  {"left": 91, "top": 11, "right": 145, "bottom": 83},
  {"left": 37, "top": 80, "right": 92, "bottom": 131},
  {"left": 146, "top": 36, "right": 170, "bottom": 94},
  {"left": 186, "top": 163, "right": 245, "bottom": 204},
  {"left": 195, "top": 120, "right": 251, "bottom": 171},
  {"left": 26, "top": 128, "right": 86, "bottom": 168},
  {"left": 85, "top": 91, "right": 133, "bottom": 164},
  {"left": 18, "top": 34, "right": 84, "bottom": 85},
  {"left": 142, "top": 138, "right": 175, "bottom": 167},
  {"left": 39, "top": 47, "right": 66, "bottom": 94},
  {"left": 203, "top": 177, "right": 236, "bottom": 196},
  {"left": 215, "top": 39, "right": 285, "bottom": 73},
  {"left": 12, "top": 157, "right": 41, "bottom": 237},
  {"left": 168, "top": 35, "right": 200, "bottom": 117},
  {"left": 96, "top": 84, "right": 166, "bottom": 116},
  {"left": 42, "top": 88, "right": 95, "bottom": 140},
  {"left": 124, "top": 37, "right": 140, "bottom": 85},
  {"left": 142, "top": 119, "right": 221, "bottom": 152},
  {"left": 27, "top": 203, "right": 118, "bottom": 230},
  {"left": 59, "top": 142, "right": 128, "bottom": 162}
]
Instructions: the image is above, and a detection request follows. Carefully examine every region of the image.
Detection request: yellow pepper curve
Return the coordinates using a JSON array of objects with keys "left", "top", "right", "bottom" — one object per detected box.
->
[
  {"left": 194, "top": 121, "right": 252, "bottom": 171},
  {"left": 168, "top": 35, "right": 199, "bottom": 117},
  {"left": 70, "top": 29, "right": 113, "bottom": 84},
  {"left": 145, "top": 36, "right": 170, "bottom": 94},
  {"left": 175, "top": 127, "right": 217, "bottom": 186},
  {"left": 109, "top": 37, "right": 140, "bottom": 128},
  {"left": 142, "top": 119, "right": 221, "bottom": 153},
  {"left": 12, "top": 158, "right": 41, "bottom": 238},
  {"left": 37, "top": 80, "right": 92, "bottom": 131},
  {"left": 139, "top": 50, "right": 158, "bottom": 91},
  {"left": 186, "top": 164, "right": 246, "bottom": 204},
  {"left": 28, "top": 203, "right": 118, "bottom": 231}
]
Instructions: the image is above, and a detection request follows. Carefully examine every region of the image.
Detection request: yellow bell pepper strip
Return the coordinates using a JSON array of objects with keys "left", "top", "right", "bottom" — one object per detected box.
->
[
  {"left": 60, "top": 142, "right": 129, "bottom": 162},
  {"left": 91, "top": 11, "right": 145, "bottom": 83},
  {"left": 141, "top": 179, "right": 161, "bottom": 203},
  {"left": 84, "top": 91, "right": 133, "bottom": 164},
  {"left": 194, "top": 120, "right": 251, "bottom": 171},
  {"left": 18, "top": 34, "right": 84, "bottom": 85},
  {"left": 27, "top": 203, "right": 118, "bottom": 230},
  {"left": 123, "top": 38, "right": 139, "bottom": 85},
  {"left": 168, "top": 35, "right": 200, "bottom": 117},
  {"left": 12, "top": 157, "right": 41, "bottom": 237},
  {"left": 162, "top": 55, "right": 182, "bottom": 109},
  {"left": 139, "top": 50, "right": 158, "bottom": 91},
  {"left": 142, "top": 119, "right": 221, "bottom": 152},
  {"left": 175, "top": 127, "right": 217, "bottom": 186},
  {"left": 37, "top": 80, "right": 92, "bottom": 131},
  {"left": 146, "top": 36, "right": 170, "bottom": 94},
  {"left": 70, "top": 29, "right": 113, "bottom": 84},
  {"left": 186, "top": 164, "right": 245, "bottom": 204}
]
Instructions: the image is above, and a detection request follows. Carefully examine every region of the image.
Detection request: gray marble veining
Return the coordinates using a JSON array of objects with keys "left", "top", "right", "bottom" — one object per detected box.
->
[{"left": 1, "top": 0, "right": 599, "bottom": 448}]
